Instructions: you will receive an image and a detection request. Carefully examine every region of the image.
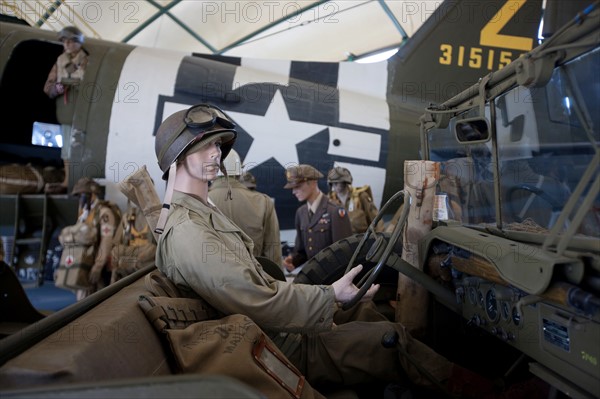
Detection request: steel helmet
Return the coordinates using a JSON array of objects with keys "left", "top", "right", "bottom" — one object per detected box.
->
[
  {"left": 71, "top": 177, "right": 100, "bottom": 195},
  {"left": 222, "top": 149, "right": 242, "bottom": 177},
  {"left": 154, "top": 104, "right": 237, "bottom": 180},
  {"left": 241, "top": 171, "right": 257, "bottom": 189},
  {"left": 58, "top": 26, "right": 84, "bottom": 44},
  {"left": 327, "top": 166, "right": 353, "bottom": 185}
]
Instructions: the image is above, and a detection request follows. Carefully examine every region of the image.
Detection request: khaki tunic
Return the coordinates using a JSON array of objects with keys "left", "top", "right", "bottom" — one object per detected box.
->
[
  {"left": 156, "top": 191, "right": 335, "bottom": 336},
  {"left": 156, "top": 191, "right": 453, "bottom": 387},
  {"left": 329, "top": 186, "right": 383, "bottom": 233},
  {"left": 44, "top": 49, "right": 89, "bottom": 159},
  {"left": 77, "top": 200, "right": 119, "bottom": 299},
  {"left": 290, "top": 195, "right": 352, "bottom": 267},
  {"left": 209, "top": 177, "right": 282, "bottom": 265}
]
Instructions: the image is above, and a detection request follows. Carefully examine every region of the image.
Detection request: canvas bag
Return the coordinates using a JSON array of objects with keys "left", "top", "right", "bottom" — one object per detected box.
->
[
  {"left": 138, "top": 271, "right": 324, "bottom": 399},
  {"left": 111, "top": 205, "right": 156, "bottom": 283},
  {"left": 55, "top": 222, "right": 97, "bottom": 290}
]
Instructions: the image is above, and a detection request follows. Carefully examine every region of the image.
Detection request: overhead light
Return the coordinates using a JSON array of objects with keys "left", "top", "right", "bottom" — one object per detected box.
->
[{"left": 355, "top": 48, "right": 399, "bottom": 63}]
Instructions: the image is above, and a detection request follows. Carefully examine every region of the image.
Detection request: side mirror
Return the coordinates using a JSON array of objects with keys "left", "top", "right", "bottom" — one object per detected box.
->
[{"left": 454, "top": 117, "right": 491, "bottom": 144}]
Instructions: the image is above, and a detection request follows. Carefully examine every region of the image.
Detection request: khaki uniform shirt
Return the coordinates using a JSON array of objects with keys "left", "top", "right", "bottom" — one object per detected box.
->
[
  {"left": 44, "top": 49, "right": 88, "bottom": 124},
  {"left": 291, "top": 195, "right": 352, "bottom": 267},
  {"left": 156, "top": 191, "right": 336, "bottom": 354},
  {"left": 209, "top": 177, "right": 282, "bottom": 265},
  {"left": 329, "top": 186, "right": 383, "bottom": 233}
]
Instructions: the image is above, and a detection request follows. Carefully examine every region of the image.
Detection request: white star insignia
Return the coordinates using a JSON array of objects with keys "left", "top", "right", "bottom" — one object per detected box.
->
[{"left": 228, "top": 89, "right": 327, "bottom": 168}]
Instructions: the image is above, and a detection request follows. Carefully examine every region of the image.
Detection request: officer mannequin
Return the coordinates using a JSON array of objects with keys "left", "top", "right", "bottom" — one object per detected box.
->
[
  {"left": 327, "top": 166, "right": 384, "bottom": 233},
  {"left": 282, "top": 164, "right": 352, "bottom": 272},
  {"left": 209, "top": 150, "right": 282, "bottom": 265},
  {"left": 43, "top": 26, "right": 89, "bottom": 194}
]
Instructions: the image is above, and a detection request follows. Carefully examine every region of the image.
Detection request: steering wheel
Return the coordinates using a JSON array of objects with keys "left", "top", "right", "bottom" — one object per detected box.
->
[
  {"left": 341, "top": 190, "right": 411, "bottom": 310},
  {"left": 507, "top": 184, "right": 564, "bottom": 227}
]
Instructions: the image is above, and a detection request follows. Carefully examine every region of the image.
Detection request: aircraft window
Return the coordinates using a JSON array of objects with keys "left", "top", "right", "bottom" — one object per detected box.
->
[{"left": 31, "top": 122, "right": 63, "bottom": 148}]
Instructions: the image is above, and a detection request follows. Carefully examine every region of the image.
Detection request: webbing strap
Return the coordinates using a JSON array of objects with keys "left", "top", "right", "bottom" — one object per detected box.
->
[{"left": 155, "top": 163, "right": 177, "bottom": 234}]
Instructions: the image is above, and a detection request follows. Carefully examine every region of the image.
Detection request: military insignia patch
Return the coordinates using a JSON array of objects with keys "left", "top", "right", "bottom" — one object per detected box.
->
[{"left": 338, "top": 208, "right": 346, "bottom": 218}]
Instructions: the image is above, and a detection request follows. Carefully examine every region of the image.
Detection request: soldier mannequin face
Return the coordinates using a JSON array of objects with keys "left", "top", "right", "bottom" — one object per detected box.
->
[
  {"left": 332, "top": 182, "right": 349, "bottom": 196},
  {"left": 62, "top": 38, "right": 82, "bottom": 55},
  {"left": 292, "top": 180, "right": 319, "bottom": 204},
  {"left": 174, "top": 139, "right": 222, "bottom": 202},
  {"left": 180, "top": 140, "right": 222, "bottom": 182}
]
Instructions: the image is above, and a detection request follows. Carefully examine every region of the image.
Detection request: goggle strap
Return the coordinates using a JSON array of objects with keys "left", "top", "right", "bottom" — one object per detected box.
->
[{"left": 155, "top": 163, "right": 177, "bottom": 235}]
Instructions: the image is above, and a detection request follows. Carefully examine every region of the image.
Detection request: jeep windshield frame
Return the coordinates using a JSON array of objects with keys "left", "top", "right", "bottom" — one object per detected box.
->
[{"left": 420, "top": 10, "right": 599, "bottom": 254}]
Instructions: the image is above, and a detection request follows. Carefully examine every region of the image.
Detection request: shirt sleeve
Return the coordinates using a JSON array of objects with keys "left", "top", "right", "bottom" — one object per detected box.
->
[
  {"left": 262, "top": 198, "right": 283, "bottom": 265},
  {"left": 162, "top": 217, "right": 335, "bottom": 334},
  {"left": 43, "top": 63, "right": 59, "bottom": 98}
]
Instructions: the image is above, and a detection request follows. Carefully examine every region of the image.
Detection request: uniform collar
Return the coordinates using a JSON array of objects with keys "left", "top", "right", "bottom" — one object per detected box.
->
[
  {"left": 172, "top": 190, "right": 213, "bottom": 211},
  {"left": 307, "top": 191, "right": 323, "bottom": 214}
]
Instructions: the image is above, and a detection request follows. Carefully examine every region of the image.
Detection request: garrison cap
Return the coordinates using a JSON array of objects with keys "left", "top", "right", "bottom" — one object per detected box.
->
[{"left": 284, "top": 164, "right": 323, "bottom": 189}]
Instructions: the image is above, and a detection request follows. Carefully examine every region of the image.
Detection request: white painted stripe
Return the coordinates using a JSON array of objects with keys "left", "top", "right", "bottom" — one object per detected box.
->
[
  {"left": 233, "top": 58, "right": 291, "bottom": 89},
  {"left": 328, "top": 127, "right": 381, "bottom": 162},
  {"left": 106, "top": 47, "right": 189, "bottom": 209},
  {"left": 338, "top": 61, "right": 389, "bottom": 130}
]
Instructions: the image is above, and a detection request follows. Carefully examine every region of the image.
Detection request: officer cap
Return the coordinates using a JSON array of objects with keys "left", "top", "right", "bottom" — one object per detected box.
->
[
  {"left": 58, "top": 26, "right": 84, "bottom": 44},
  {"left": 154, "top": 104, "right": 237, "bottom": 180},
  {"left": 284, "top": 164, "right": 323, "bottom": 189},
  {"left": 327, "top": 166, "right": 353, "bottom": 185},
  {"left": 71, "top": 177, "right": 100, "bottom": 195},
  {"left": 241, "top": 171, "right": 256, "bottom": 189}
]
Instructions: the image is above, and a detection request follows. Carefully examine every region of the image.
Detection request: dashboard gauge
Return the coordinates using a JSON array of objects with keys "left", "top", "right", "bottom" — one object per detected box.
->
[
  {"left": 468, "top": 287, "right": 478, "bottom": 305},
  {"left": 501, "top": 302, "right": 511, "bottom": 321},
  {"left": 485, "top": 289, "right": 499, "bottom": 321},
  {"left": 479, "top": 291, "right": 485, "bottom": 307},
  {"left": 512, "top": 307, "right": 522, "bottom": 326}
]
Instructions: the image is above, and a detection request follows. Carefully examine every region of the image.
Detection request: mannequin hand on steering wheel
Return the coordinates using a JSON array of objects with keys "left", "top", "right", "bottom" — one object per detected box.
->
[{"left": 332, "top": 264, "right": 380, "bottom": 305}]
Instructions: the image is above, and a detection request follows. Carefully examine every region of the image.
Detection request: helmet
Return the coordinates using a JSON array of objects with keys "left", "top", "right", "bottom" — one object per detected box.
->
[
  {"left": 222, "top": 149, "right": 242, "bottom": 176},
  {"left": 327, "top": 166, "right": 353, "bottom": 185},
  {"left": 58, "top": 26, "right": 84, "bottom": 44},
  {"left": 155, "top": 104, "right": 237, "bottom": 179},
  {"left": 241, "top": 172, "right": 257, "bottom": 189},
  {"left": 71, "top": 177, "right": 100, "bottom": 195}
]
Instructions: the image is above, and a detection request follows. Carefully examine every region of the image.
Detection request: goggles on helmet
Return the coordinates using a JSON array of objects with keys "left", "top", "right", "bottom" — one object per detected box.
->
[{"left": 184, "top": 104, "right": 235, "bottom": 130}]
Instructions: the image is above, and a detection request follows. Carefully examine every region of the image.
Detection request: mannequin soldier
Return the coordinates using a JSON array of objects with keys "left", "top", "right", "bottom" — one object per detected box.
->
[
  {"left": 152, "top": 104, "right": 502, "bottom": 398},
  {"left": 282, "top": 165, "right": 352, "bottom": 272},
  {"left": 70, "top": 177, "right": 120, "bottom": 300},
  {"left": 327, "top": 166, "right": 384, "bottom": 233},
  {"left": 209, "top": 149, "right": 282, "bottom": 265},
  {"left": 43, "top": 26, "right": 89, "bottom": 193}
]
